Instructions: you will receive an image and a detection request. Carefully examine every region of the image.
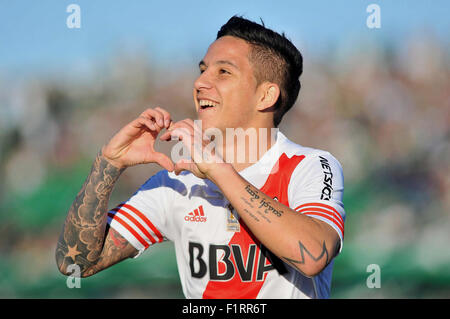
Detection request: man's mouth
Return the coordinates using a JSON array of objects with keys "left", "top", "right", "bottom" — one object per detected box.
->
[{"left": 198, "top": 99, "right": 219, "bottom": 110}]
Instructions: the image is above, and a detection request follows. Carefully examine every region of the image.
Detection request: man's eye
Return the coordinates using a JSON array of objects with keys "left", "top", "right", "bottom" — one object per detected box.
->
[{"left": 219, "top": 69, "right": 230, "bottom": 75}]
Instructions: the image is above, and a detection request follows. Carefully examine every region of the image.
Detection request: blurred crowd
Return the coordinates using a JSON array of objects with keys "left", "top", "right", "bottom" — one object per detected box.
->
[{"left": 0, "top": 33, "right": 448, "bottom": 298}]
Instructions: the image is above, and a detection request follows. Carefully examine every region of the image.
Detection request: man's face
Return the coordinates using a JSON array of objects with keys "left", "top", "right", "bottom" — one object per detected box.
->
[{"left": 193, "top": 36, "right": 260, "bottom": 132}]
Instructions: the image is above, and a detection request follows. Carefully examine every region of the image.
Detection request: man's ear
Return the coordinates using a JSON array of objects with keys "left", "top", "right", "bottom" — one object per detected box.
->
[{"left": 256, "top": 83, "right": 280, "bottom": 112}]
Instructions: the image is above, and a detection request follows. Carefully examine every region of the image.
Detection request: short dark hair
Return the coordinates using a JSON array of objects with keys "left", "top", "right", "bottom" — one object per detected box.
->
[{"left": 217, "top": 16, "right": 303, "bottom": 127}]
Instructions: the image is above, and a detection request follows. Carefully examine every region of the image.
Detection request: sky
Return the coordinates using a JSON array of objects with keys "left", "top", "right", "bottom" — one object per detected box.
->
[{"left": 0, "top": 0, "right": 448, "bottom": 76}]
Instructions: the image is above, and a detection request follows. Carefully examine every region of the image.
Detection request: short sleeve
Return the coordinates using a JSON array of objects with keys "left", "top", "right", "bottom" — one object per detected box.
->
[
  {"left": 107, "top": 170, "right": 173, "bottom": 258},
  {"left": 288, "top": 152, "right": 346, "bottom": 253}
]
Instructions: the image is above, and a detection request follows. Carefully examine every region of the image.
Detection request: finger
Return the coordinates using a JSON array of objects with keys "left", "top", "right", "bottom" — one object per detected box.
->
[
  {"left": 160, "top": 122, "right": 194, "bottom": 141},
  {"left": 134, "top": 116, "right": 157, "bottom": 132},
  {"left": 167, "top": 122, "right": 207, "bottom": 162},
  {"left": 168, "top": 127, "right": 200, "bottom": 163},
  {"left": 159, "top": 126, "right": 184, "bottom": 141},
  {"left": 159, "top": 130, "right": 171, "bottom": 141},
  {"left": 166, "top": 118, "right": 194, "bottom": 130},
  {"left": 140, "top": 108, "right": 166, "bottom": 129},
  {"left": 167, "top": 126, "right": 193, "bottom": 143},
  {"left": 154, "top": 107, "right": 172, "bottom": 128}
]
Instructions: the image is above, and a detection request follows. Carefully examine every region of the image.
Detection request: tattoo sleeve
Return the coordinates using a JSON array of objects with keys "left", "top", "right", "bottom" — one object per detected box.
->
[{"left": 55, "top": 152, "right": 131, "bottom": 276}]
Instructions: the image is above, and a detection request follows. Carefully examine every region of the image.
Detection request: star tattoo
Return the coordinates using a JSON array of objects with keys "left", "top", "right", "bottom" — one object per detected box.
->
[{"left": 66, "top": 244, "right": 81, "bottom": 261}]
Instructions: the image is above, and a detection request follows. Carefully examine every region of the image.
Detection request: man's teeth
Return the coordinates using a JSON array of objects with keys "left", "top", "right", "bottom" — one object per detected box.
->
[{"left": 199, "top": 100, "right": 218, "bottom": 108}]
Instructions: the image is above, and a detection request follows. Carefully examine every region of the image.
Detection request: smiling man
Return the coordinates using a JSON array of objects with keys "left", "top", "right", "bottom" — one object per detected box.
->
[{"left": 56, "top": 16, "right": 345, "bottom": 299}]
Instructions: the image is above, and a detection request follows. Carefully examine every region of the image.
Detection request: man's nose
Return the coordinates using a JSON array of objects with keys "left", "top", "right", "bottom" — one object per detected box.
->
[{"left": 194, "top": 71, "right": 213, "bottom": 91}]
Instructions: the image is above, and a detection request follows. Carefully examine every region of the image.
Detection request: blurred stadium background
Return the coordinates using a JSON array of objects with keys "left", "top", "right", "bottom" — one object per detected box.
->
[{"left": 0, "top": 0, "right": 449, "bottom": 298}]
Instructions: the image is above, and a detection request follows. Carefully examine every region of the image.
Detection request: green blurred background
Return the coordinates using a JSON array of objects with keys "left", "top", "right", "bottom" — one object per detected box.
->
[{"left": 0, "top": 0, "right": 449, "bottom": 298}]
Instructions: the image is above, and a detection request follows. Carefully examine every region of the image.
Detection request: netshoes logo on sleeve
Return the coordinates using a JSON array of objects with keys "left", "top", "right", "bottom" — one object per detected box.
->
[{"left": 185, "top": 205, "right": 207, "bottom": 222}]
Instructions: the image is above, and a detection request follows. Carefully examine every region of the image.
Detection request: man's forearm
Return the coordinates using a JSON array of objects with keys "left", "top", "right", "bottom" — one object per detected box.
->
[
  {"left": 55, "top": 152, "right": 124, "bottom": 275},
  {"left": 207, "top": 165, "right": 339, "bottom": 277}
]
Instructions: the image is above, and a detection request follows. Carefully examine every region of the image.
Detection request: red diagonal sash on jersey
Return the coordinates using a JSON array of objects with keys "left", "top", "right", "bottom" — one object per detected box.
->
[{"left": 202, "top": 154, "right": 305, "bottom": 298}]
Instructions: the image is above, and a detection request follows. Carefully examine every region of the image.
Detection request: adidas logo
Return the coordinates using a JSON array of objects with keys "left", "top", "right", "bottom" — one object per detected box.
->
[{"left": 184, "top": 205, "right": 207, "bottom": 222}]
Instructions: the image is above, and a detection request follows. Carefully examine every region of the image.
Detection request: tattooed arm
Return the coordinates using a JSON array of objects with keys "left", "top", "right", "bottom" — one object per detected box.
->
[
  {"left": 207, "top": 166, "right": 341, "bottom": 278},
  {"left": 55, "top": 107, "right": 175, "bottom": 277},
  {"left": 55, "top": 152, "right": 138, "bottom": 277}
]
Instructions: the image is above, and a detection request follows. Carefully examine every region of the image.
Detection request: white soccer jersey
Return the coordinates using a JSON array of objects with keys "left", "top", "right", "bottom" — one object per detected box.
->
[{"left": 107, "top": 131, "right": 345, "bottom": 299}]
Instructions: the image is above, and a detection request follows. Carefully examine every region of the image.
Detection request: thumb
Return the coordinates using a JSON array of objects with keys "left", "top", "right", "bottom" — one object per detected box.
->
[
  {"left": 174, "top": 159, "right": 193, "bottom": 176},
  {"left": 152, "top": 152, "right": 175, "bottom": 172}
]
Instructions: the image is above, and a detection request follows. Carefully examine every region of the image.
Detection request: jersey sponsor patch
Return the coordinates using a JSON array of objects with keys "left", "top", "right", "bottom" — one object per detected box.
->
[
  {"left": 188, "top": 241, "right": 275, "bottom": 282},
  {"left": 318, "top": 156, "right": 333, "bottom": 200}
]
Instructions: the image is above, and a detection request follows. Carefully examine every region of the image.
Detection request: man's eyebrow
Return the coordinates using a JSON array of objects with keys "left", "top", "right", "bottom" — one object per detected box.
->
[
  {"left": 198, "top": 60, "right": 239, "bottom": 69},
  {"left": 216, "top": 60, "right": 239, "bottom": 69}
]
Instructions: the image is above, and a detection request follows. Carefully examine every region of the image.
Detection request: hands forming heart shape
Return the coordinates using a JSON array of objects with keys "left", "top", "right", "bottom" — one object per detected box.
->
[{"left": 101, "top": 107, "right": 225, "bottom": 179}]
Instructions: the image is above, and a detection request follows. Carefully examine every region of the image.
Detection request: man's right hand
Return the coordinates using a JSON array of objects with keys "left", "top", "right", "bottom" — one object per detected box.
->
[
  {"left": 102, "top": 107, "right": 175, "bottom": 171},
  {"left": 57, "top": 107, "right": 175, "bottom": 278}
]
